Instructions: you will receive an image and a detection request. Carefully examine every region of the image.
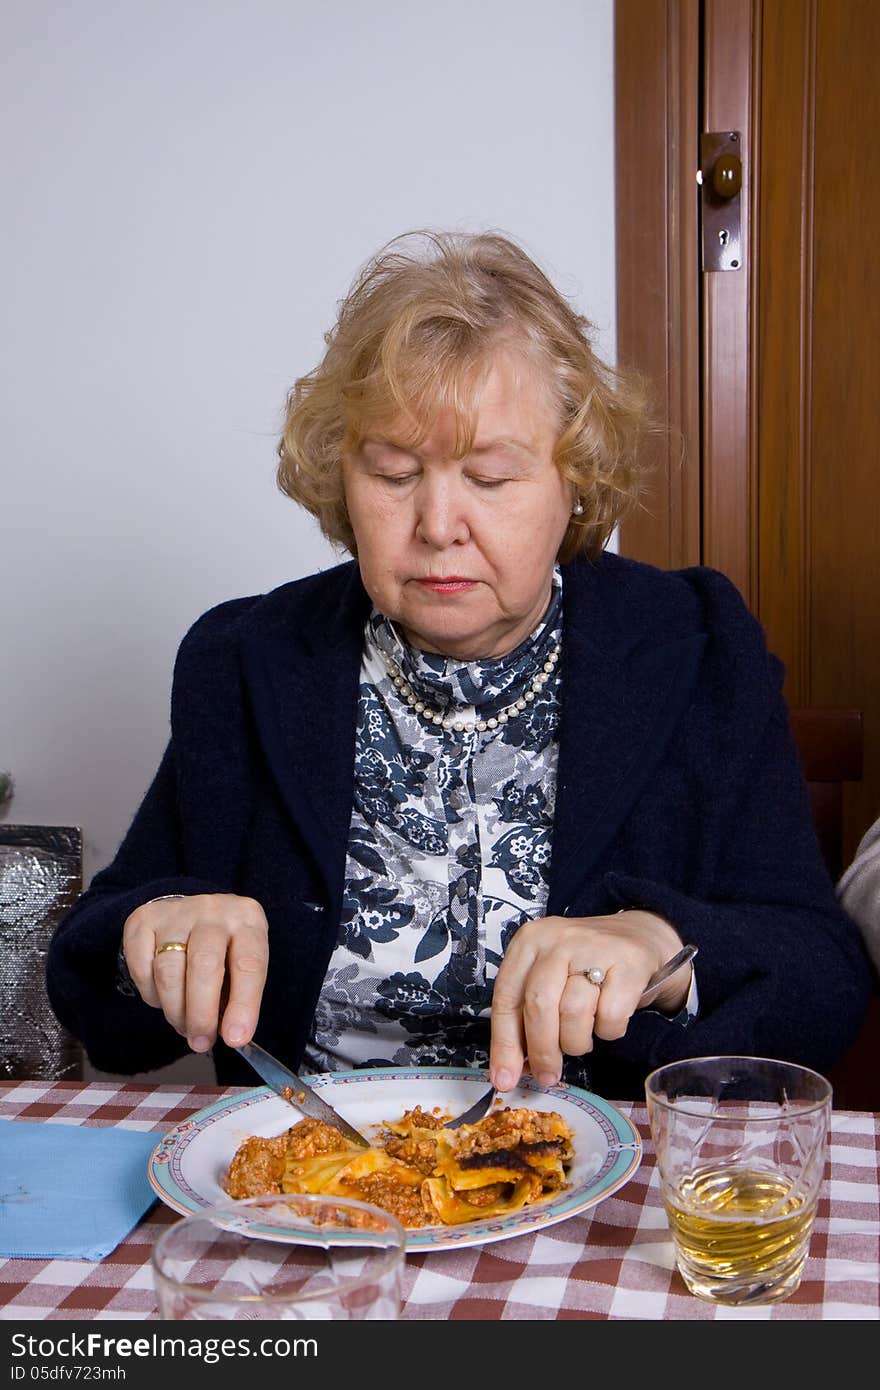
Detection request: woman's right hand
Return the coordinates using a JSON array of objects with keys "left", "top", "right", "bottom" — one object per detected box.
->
[{"left": 122, "top": 893, "right": 269, "bottom": 1053}]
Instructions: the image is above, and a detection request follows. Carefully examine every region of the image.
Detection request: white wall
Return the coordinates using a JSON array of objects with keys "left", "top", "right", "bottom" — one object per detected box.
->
[{"left": 1, "top": 0, "right": 616, "bottom": 1079}]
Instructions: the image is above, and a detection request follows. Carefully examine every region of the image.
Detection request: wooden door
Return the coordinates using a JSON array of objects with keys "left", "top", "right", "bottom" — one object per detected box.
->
[{"left": 615, "top": 0, "right": 880, "bottom": 868}]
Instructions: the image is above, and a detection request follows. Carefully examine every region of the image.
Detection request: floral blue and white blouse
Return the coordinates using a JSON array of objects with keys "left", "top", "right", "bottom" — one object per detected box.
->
[{"left": 304, "top": 570, "right": 564, "bottom": 1073}]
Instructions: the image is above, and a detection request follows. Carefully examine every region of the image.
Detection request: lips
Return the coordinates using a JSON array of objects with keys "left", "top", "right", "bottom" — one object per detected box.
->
[{"left": 415, "top": 577, "right": 478, "bottom": 593}]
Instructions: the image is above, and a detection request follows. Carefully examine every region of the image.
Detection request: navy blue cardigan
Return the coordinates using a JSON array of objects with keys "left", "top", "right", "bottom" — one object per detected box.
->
[{"left": 45, "top": 553, "right": 873, "bottom": 1100}]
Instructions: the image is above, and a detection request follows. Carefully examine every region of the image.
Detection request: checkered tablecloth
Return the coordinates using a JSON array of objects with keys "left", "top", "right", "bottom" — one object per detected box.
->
[{"left": 1, "top": 1080, "right": 877, "bottom": 1321}]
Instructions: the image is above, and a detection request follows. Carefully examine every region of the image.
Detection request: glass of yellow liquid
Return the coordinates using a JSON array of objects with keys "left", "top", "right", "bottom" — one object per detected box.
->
[{"left": 645, "top": 1056, "right": 831, "bottom": 1306}]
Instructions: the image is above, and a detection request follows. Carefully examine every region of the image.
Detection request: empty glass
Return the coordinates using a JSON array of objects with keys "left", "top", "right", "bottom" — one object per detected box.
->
[{"left": 151, "top": 1193, "right": 406, "bottom": 1320}]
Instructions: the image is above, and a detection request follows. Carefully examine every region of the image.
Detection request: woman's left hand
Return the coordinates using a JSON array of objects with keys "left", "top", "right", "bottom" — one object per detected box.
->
[{"left": 488, "top": 910, "right": 689, "bottom": 1092}]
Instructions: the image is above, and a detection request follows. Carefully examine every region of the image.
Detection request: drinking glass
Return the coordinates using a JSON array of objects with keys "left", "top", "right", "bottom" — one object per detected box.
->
[
  {"left": 645, "top": 1055, "right": 831, "bottom": 1306},
  {"left": 151, "top": 1193, "right": 406, "bottom": 1319}
]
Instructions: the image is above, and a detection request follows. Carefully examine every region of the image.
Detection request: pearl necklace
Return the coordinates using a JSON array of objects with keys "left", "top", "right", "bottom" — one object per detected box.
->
[{"left": 380, "top": 642, "right": 561, "bottom": 736}]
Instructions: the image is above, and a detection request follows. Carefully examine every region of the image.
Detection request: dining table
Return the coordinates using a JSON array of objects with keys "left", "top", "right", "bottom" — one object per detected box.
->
[{"left": 1, "top": 1077, "right": 878, "bottom": 1322}]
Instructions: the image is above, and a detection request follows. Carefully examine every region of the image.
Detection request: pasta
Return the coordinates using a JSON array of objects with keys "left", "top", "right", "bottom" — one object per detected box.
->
[{"left": 224, "top": 1105, "right": 575, "bottom": 1228}]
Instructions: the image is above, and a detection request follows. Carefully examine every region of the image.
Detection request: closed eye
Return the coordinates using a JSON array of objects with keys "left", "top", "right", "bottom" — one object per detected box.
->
[{"left": 377, "top": 474, "right": 417, "bottom": 487}]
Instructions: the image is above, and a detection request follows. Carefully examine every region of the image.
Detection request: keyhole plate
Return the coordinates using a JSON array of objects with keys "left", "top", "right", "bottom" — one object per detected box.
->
[{"left": 700, "top": 131, "right": 743, "bottom": 272}]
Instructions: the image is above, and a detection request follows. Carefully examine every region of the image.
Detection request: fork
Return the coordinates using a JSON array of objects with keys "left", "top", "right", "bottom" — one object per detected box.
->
[
  {"left": 445, "top": 1082, "right": 499, "bottom": 1129},
  {"left": 445, "top": 943, "right": 698, "bottom": 1129}
]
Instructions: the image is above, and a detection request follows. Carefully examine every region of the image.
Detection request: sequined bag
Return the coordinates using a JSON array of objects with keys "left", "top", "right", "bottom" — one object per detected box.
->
[{"left": 0, "top": 824, "right": 84, "bottom": 1079}]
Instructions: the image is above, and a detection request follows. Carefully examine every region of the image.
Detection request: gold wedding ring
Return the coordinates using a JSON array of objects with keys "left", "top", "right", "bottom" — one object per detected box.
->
[{"left": 155, "top": 940, "right": 188, "bottom": 956}]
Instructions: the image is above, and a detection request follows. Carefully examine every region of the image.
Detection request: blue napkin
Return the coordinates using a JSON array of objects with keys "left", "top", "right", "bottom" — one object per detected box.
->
[{"left": 0, "top": 1119, "right": 159, "bottom": 1259}]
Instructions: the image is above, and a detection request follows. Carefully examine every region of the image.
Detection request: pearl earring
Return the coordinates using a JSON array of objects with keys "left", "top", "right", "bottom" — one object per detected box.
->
[{"left": 572, "top": 498, "right": 584, "bottom": 516}]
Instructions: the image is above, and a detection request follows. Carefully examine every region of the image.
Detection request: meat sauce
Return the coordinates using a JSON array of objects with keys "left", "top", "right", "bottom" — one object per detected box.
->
[{"left": 224, "top": 1105, "right": 574, "bottom": 1228}]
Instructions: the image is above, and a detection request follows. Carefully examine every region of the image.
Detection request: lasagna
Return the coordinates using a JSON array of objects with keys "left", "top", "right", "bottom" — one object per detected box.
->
[{"left": 224, "top": 1105, "right": 575, "bottom": 1229}]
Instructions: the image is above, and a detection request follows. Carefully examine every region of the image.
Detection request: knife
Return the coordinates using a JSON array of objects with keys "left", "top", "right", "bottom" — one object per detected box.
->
[
  {"left": 236, "top": 1041, "right": 370, "bottom": 1148},
  {"left": 636, "top": 943, "right": 698, "bottom": 1008}
]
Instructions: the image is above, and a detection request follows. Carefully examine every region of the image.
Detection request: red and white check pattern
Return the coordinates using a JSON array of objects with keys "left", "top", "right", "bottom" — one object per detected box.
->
[{"left": 1, "top": 1080, "right": 877, "bottom": 1321}]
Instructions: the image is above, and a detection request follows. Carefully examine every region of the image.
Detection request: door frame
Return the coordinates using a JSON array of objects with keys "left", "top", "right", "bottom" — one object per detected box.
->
[{"left": 615, "top": 0, "right": 759, "bottom": 606}]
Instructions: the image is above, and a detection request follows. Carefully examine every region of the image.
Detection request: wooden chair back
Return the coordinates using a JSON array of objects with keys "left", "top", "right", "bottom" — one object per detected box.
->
[
  {"left": 789, "top": 707, "right": 879, "bottom": 1110},
  {"left": 788, "top": 707, "right": 862, "bottom": 881}
]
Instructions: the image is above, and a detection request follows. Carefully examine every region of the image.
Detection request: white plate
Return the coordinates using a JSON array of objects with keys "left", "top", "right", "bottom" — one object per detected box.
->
[{"left": 148, "top": 1067, "right": 642, "bottom": 1251}]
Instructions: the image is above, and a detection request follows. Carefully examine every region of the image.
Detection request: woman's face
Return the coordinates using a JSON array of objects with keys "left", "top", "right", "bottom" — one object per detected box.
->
[{"left": 342, "top": 354, "right": 574, "bottom": 659}]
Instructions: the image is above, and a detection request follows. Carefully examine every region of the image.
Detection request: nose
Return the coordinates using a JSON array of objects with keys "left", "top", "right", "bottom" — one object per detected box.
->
[{"left": 414, "top": 474, "right": 470, "bottom": 549}]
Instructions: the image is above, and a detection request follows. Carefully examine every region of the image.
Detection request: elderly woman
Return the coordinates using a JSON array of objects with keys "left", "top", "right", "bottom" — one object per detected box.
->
[{"left": 46, "top": 231, "right": 872, "bottom": 1101}]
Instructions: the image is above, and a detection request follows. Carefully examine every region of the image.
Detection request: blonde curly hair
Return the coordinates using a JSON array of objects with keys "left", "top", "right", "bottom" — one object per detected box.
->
[{"left": 277, "top": 230, "right": 653, "bottom": 561}]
